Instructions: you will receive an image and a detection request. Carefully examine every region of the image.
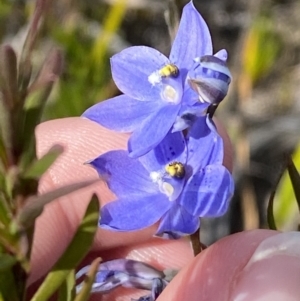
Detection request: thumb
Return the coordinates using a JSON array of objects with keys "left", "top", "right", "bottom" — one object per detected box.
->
[{"left": 158, "top": 229, "right": 300, "bottom": 301}]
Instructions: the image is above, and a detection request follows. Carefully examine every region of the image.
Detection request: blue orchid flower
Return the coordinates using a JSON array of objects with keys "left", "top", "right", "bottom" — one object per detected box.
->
[
  {"left": 82, "top": 1, "right": 230, "bottom": 158},
  {"left": 88, "top": 116, "right": 234, "bottom": 238}
]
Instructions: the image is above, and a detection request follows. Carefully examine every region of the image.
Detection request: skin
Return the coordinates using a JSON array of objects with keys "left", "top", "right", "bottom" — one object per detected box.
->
[{"left": 29, "top": 117, "right": 298, "bottom": 301}]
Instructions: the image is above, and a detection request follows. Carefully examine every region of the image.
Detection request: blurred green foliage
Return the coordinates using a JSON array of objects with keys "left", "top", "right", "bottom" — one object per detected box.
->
[
  {"left": 0, "top": 0, "right": 105, "bottom": 299},
  {"left": 242, "top": 14, "right": 282, "bottom": 84},
  {"left": 45, "top": 0, "right": 127, "bottom": 119},
  {"left": 31, "top": 195, "right": 99, "bottom": 301},
  {"left": 0, "top": 0, "right": 128, "bottom": 120}
]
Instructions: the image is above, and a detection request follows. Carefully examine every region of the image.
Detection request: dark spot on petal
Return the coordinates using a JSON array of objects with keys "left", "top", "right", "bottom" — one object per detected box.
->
[{"left": 171, "top": 151, "right": 175, "bottom": 156}]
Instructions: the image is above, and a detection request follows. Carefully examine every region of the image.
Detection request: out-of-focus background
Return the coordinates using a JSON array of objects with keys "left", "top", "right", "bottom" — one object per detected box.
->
[{"left": 2, "top": 0, "right": 300, "bottom": 245}]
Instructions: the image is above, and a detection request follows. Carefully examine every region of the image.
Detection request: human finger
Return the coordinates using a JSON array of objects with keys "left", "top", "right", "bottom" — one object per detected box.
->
[{"left": 157, "top": 229, "right": 300, "bottom": 301}]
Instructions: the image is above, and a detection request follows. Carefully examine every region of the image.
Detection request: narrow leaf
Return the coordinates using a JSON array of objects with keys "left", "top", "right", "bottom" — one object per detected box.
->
[
  {"left": 18, "top": 179, "right": 98, "bottom": 228},
  {"left": 0, "top": 45, "right": 18, "bottom": 110},
  {"left": 267, "top": 189, "right": 277, "bottom": 230},
  {"left": 31, "top": 195, "right": 99, "bottom": 301},
  {"left": 267, "top": 160, "right": 287, "bottom": 230},
  {"left": 0, "top": 95, "right": 12, "bottom": 167},
  {"left": 57, "top": 270, "right": 76, "bottom": 301},
  {"left": 18, "top": 0, "right": 50, "bottom": 93},
  {"left": 0, "top": 254, "right": 16, "bottom": 272},
  {"left": 28, "top": 48, "right": 64, "bottom": 95},
  {"left": 0, "top": 133, "right": 8, "bottom": 171},
  {"left": 0, "top": 195, "right": 11, "bottom": 226},
  {"left": 274, "top": 146, "right": 300, "bottom": 230},
  {"left": 18, "top": 49, "right": 64, "bottom": 170},
  {"left": 287, "top": 156, "right": 300, "bottom": 214},
  {"left": 74, "top": 257, "right": 101, "bottom": 301},
  {"left": 0, "top": 269, "right": 19, "bottom": 301},
  {"left": 22, "top": 144, "right": 64, "bottom": 179}
]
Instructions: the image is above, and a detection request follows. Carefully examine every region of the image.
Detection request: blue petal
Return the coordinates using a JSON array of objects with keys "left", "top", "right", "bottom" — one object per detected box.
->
[
  {"left": 90, "top": 150, "right": 158, "bottom": 197},
  {"left": 180, "top": 87, "right": 201, "bottom": 106},
  {"left": 214, "top": 49, "right": 228, "bottom": 61},
  {"left": 100, "top": 194, "right": 171, "bottom": 231},
  {"left": 139, "top": 131, "right": 187, "bottom": 172},
  {"left": 111, "top": 46, "right": 169, "bottom": 101},
  {"left": 169, "top": 1, "right": 212, "bottom": 71},
  {"left": 128, "top": 104, "right": 181, "bottom": 158},
  {"left": 186, "top": 116, "right": 223, "bottom": 174},
  {"left": 82, "top": 95, "right": 158, "bottom": 132},
  {"left": 156, "top": 204, "right": 200, "bottom": 238},
  {"left": 180, "top": 165, "right": 234, "bottom": 217},
  {"left": 172, "top": 95, "right": 208, "bottom": 132}
]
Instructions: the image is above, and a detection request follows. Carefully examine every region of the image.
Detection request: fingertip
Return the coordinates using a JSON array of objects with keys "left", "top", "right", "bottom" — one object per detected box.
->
[{"left": 158, "top": 230, "right": 278, "bottom": 301}]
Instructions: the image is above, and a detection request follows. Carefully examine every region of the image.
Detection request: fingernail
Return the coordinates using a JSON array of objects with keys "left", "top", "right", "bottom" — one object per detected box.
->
[{"left": 231, "top": 232, "right": 300, "bottom": 301}]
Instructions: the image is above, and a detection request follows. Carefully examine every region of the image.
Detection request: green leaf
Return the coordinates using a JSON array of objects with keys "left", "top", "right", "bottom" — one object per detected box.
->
[
  {"left": 0, "top": 94, "right": 12, "bottom": 168},
  {"left": 18, "top": 179, "right": 98, "bottom": 229},
  {"left": 0, "top": 195, "right": 11, "bottom": 226},
  {"left": 18, "top": 0, "right": 50, "bottom": 94},
  {"left": 17, "top": 49, "right": 64, "bottom": 170},
  {"left": 74, "top": 257, "right": 101, "bottom": 301},
  {"left": 57, "top": 270, "right": 76, "bottom": 301},
  {"left": 0, "top": 228, "right": 18, "bottom": 255},
  {"left": 30, "top": 194, "right": 99, "bottom": 301},
  {"left": 27, "top": 48, "right": 63, "bottom": 97},
  {"left": 22, "top": 144, "right": 63, "bottom": 179},
  {"left": 0, "top": 268, "right": 19, "bottom": 301},
  {"left": 0, "top": 133, "right": 8, "bottom": 172},
  {"left": 267, "top": 188, "right": 277, "bottom": 230},
  {"left": 287, "top": 156, "right": 300, "bottom": 214},
  {"left": 0, "top": 254, "right": 16, "bottom": 272},
  {"left": 0, "top": 49, "right": 17, "bottom": 169},
  {"left": 0, "top": 45, "right": 18, "bottom": 110},
  {"left": 266, "top": 161, "right": 287, "bottom": 230},
  {"left": 274, "top": 147, "right": 300, "bottom": 230}
]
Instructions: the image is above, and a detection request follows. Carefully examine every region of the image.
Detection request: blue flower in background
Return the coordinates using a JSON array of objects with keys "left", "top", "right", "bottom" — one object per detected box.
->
[
  {"left": 89, "top": 116, "right": 234, "bottom": 238},
  {"left": 82, "top": 1, "right": 231, "bottom": 158}
]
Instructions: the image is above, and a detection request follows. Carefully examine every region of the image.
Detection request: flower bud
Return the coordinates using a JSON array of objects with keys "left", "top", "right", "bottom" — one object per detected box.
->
[
  {"left": 134, "top": 278, "right": 167, "bottom": 301},
  {"left": 76, "top": 259, "right": 167, "bottom": 295},
  {"left": 188, "top": 55, "right": 231, "bottom": 105}
]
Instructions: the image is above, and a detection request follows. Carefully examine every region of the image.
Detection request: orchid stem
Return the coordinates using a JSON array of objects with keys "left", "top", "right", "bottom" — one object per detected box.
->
[{"left": 190, "top": 228, "right": 201, "bottom": 256}]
